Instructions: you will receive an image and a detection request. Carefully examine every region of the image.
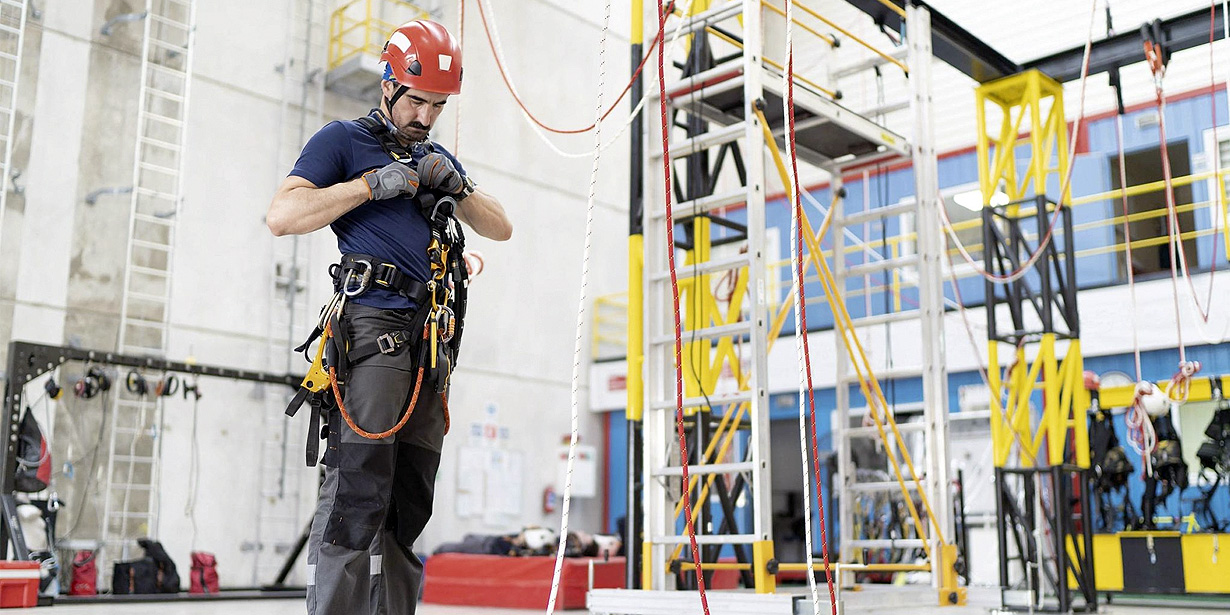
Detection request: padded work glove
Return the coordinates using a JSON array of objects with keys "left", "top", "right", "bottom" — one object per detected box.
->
[
  {"left": 363, "top": 161, "right": 419, "bottom": 201},
  {"left": 417, "top": 152, "right": 465, "bottom": 195}
]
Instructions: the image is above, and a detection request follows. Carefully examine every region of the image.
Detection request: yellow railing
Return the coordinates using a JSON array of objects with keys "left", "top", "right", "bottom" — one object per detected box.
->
[
  {"left": 767, "top": 167, "right": 1230, "bottom": 311},
  {"left": 328, "top": 0, "right": 429, "bottom": 72},
  {"left": 592, "top": 294, "right": 629, "bottom": 360}
]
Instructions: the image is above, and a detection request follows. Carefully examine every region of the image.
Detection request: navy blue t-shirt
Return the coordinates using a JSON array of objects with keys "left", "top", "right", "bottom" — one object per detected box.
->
[{"left": 289, "top": 112, "right": 466, "bottom": 309}]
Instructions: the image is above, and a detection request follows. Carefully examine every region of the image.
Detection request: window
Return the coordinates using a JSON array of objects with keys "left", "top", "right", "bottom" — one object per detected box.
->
[{"left": 1108, "top": 141, "right": 1198, "bottom": 280}]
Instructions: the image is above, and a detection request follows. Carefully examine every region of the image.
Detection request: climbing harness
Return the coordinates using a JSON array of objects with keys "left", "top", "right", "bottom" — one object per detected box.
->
[{"left": 284, "top": 115, "right": 470, "bottom": 467}]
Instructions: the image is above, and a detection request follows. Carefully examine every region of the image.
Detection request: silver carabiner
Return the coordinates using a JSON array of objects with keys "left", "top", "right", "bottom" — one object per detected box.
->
[{"left": 341, "top": 259, "right": 372, "bottom": 297}]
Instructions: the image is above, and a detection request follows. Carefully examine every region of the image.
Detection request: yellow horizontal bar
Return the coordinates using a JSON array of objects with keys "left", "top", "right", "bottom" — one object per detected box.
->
[
  {"left": 761, "top": 2, "right": 837, "bottom": 47},
  {"left": 785, "top": 1, "right": 908, "bottom": 73},
  {"left": 1076, "top": 228, "right": 1213, "bottom": 258},
  {"left": 776, "top": 562, "right": 930, "bottom": 572},
  {"left": 704, "top": 26, "right": 839, "bottom": 99},
  {"left": 1071, "top": 201, "right": 1204, "bottom": 233},
  {"left": 875, "top": 0, "right": 907, "bottom": 18},
  {"left": 1098, "top": 375, "right": 1230, "bottom": 408},
  {"left": 672, "top": 561, "right": 753, "bottom": 571},
  {"left": 1070, "top": 168, "right": 1230, "bottom": 206}
]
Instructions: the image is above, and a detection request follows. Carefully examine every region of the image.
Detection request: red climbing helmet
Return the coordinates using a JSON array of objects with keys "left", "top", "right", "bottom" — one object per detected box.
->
[{"left": 380, "top": 19, "right": 462, "bottom": 95}]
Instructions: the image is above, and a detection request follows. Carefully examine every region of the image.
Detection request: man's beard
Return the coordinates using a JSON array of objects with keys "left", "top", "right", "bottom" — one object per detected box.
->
[{"left": 397, "top": 121, "right": 430, "bottom": 142}]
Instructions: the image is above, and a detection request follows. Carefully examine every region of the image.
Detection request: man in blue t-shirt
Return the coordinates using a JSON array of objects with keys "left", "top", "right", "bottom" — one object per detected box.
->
[{"left": 266, "top": 19, "right": 511, "bottom": 615}]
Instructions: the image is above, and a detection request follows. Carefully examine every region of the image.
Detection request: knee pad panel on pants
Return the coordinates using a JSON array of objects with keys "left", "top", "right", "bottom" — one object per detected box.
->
[
  {"left": 322, "top": 443, "right": 396, "bottom": 550},
  {"left": 388, "top": 443, "right": 442, "bottom": 548}
]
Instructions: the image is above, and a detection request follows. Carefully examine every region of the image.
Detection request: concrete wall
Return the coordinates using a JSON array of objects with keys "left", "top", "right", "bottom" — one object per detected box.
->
[{"left": 0, "top": 0, "right": 631, "bottom": 589}]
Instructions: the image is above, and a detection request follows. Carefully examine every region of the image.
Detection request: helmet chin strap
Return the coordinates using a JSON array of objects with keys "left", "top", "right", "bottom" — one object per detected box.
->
[{"left": 379, "top": 91, "right": 428, "bottom": 144}]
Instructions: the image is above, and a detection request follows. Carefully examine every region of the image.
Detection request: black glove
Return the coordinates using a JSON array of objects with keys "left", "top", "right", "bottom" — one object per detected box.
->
[
  {"left": 363, "top": 161, "right": 419, "bottom": 201},
  {"left": 417, "top": 152, "right": 465, "bottom": 195}
]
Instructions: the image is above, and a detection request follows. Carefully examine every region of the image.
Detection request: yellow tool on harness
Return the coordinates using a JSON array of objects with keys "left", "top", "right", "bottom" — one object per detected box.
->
[{"left": 299, "top": 325, "right": 333, "bottom": 394}]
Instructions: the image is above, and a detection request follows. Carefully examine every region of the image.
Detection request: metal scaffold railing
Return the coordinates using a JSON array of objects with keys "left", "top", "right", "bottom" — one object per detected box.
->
[{"left": 593, "top": 1, "right": 962, "bottom": 613}]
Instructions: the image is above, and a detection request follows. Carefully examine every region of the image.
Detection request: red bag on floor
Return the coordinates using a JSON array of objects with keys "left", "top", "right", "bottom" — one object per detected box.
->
[
  {"left": 70, "top": 550, "right": 97, "bottom": 596},
  {"left": 189, "top": 552, "right": 219, "bottom": 594}
]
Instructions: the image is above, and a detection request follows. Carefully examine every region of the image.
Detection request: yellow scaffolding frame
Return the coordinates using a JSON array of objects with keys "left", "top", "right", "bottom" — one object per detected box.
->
[{"left": 328, "top": 0, "right": 429, "bottom": 72}]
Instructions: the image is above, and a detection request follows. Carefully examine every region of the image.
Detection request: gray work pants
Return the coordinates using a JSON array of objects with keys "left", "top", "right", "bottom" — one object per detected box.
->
[{"left": 307, "top": 304, "right": 447, "bottom": 615}]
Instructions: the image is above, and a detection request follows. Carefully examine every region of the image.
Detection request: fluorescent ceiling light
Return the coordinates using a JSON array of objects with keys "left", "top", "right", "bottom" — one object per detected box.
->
[{"left": 952, "top": 189, "right": 1008, "bottom": 211}]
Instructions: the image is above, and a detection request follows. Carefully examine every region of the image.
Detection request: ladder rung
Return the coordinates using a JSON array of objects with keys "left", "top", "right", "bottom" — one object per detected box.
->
[
  {"left": 0, "top": 51, "right": 18, "bottom": 63},
  {"left": 124, "top": 317, "right": 168, "bottom": 330},
  {"left": 831, "top": 47, "right": 909, "bottom": 80},
  {"left": 135, "top": 186, "right": 179, "bottom": 201},
  {"left": 845, "top": 538, "right": 926, "bottom": 549},
  {"left": 143, "top": 109, "right": 184, "bottom": 129},
  {"left": 848, "top": 481, "right": 920, "bottom": 494},
  {"left": 133, "top": 211, "right": 175, "bottom": 226},
  {"left": 132, "top": 238, "right": 172, "bottom": 252},
  {"left": 147, "top": 63, "right": 187, "bottom": 82},
  {"left": 131, "top": 265, "right": 171, "bottom": 278},
  {"left": 146, "top": 87, "right": 185, "bottom": 104},
  {"left": 120, "top": 343, "right": 166, "bottom": 355},
  {"left": 113, "top": 427, "right": 150, "bottom": 435},
  {"left": 655, "top": 187, "right": 748, "bottom": 220},
  {"left": 664, "top": 59, "right": 744, "bottom": 107},
  {"left": 667, "top": 121, "right": 746, "bottom": 160},
  {"left": 652, "top": 461, "right": 755, "bottom": 477},
  {"left": 0, "top": 23, "right": 20, "bottom": 37},
  {"left": 845, "top": 255, "right": 918, "bottom": 278},
  {"left": 112, "top": 456, "right": 156, "bottom": 464},
  {"left": 138, "top": 160, "right": 179, "bottom": 176},
  {"left": 672, "top": 0, "right": 743, "bottom": 37},
  {"left": 651, "top": 320, "right": 751, "bottom": 346},
  {"left": 651, "top": 389, "right": 752, "bottom": 411},
  {"left": 113, "top": 512, "right": 153, "bottom": 519},
  {"left": 148, "top": 14, "right": 190, "bottom": 31},
  {"left": 864, "top": 99, "right": 910, "bottom": 118},
  {"left": 846, "top": 401, "right": 926, "bottom": 417},
  {"left": 110, "top": 484, "right": 154, "bottom": 492},
  {"left": 149, "top": 38, "right": 188, "bottom": 54},
  {"left": 652, "top": 533, "right": 757, "bottom": 545},
  {"left": 840, "top": 366, "right": 923, "bottom": 383},
  {"left": 651, "top": 253, "right": 750, "bottom": 282},
  {"left": 849, "top": 310, "right": 921, "bottom": 328},
  {"left": 843, "top": 202, "right": 917, "bottom": 226},
  {"left": 125, "top": 290, "right": 168, "bottom": 305},
  {"left": 843, "top": 421, "right": 927, "bottom": 439},
  {"left": 140, "top": 135, "right": 183, "bottom": 153}
]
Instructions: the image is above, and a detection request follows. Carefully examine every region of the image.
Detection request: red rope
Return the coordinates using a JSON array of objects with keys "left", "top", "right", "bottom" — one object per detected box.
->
[
  {"left": 1146, "top": 42, "right": 1189, "bottom": 363},
  {"left": 655, "top": 1, "right": 709, "bottom": 611},
  {"left": 475, "top": 0, "right": 666, "bottom": 135},
  {"left": 786, "top": 34, "right": 838, "bottom": 615}
]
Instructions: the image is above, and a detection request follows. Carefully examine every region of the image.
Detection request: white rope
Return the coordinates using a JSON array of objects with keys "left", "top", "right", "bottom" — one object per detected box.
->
[
  {"left": 546, "top": 0, "right": 611, "bottom": 609},
  {"left": 478, "top": 0, "right": 694, "bottom": 159},
  {"left": 784, "top": 0, "right": 820, "bottom": 609}
]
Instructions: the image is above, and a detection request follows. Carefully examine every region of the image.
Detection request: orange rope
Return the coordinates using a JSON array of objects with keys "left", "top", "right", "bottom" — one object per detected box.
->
[{"left": 327, "top": 322, "right": 427, "bottom": 440}]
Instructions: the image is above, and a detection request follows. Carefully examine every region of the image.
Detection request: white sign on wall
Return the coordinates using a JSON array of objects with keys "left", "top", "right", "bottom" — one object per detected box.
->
[{"left": 557, "top": 443, "right": 597, "bottom": 498}]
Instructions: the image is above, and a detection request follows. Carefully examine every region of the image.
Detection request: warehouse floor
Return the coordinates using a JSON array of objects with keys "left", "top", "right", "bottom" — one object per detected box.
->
[{"left": 44, "top": 588, "right": 1230, "bottom": 614}]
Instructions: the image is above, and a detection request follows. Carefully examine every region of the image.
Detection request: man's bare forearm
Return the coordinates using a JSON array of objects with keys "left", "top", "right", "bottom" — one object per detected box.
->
[
  {"left": 267, "top": 177, "right": 370, "bottom": 236},
  {"left": 457, "top": 190, "right": 513, "bottom": 241}
]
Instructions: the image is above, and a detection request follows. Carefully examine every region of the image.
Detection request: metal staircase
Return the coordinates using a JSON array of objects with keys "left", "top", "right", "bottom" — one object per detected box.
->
[
  {"left": 254, "top": 0, "right": 327, "bottom": 585},
  {"left": 0, "top": 0, "right": 26, "bottom": 255},
  {"left": 100, "top": 0, "right": 196, "bottom": 581}
]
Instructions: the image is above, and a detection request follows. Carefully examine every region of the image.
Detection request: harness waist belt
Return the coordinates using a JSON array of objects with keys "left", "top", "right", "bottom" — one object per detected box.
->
[{"left": 334, "top": 253, "right": 430, "bottom": 305}]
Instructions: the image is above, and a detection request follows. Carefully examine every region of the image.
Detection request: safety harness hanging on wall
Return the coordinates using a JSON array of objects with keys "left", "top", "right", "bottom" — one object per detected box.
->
[{"left": 284, "top": 115, "right": 470, "bottom": 466}]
